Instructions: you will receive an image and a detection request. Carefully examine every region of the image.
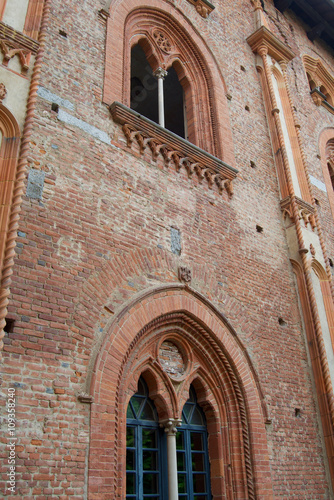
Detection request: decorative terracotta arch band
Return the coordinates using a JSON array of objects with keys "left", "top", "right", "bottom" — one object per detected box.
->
[{"left": 88, "top": 286, "right": 273, "bottom": 499}]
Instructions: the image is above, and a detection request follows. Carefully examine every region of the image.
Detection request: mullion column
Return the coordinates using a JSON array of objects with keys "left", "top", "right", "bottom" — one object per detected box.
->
[
  {"left": 162, "top": 419, "right": 181, "bottom": 500},
  {"left": 153, "top": 67, "right": 168, "bottom": 127}
]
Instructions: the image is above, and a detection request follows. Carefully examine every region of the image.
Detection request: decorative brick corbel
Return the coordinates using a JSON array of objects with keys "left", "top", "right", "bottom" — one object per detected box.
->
[
  {"left": 185, "top": 0, "right": 215, "bottom": 18},
  {"left": 0, "top": 40, "right": 31, "bottom": 75},
  {"left": 178, "top": 266, "right": 192, "bottom": 284}
]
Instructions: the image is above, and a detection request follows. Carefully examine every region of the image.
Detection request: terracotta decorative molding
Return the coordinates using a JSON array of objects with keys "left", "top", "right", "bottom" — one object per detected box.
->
[
  {"left": 247, "top": 25, "right": 295, "bottom": 62},
  {"left": 303, "top": 55, "right": 334, "bottom": 114},
  {"left": 0, "top": 39, "right": 31, "bottom": 75},
  {"left": 178, "top": 266, "right": 192, "bottom": 283},
  {"left": 281, "top": 196, "right": 316, "bottom": 230},
  {"left": 0, "top": 21, "right": 39, "bottom": 53},
  {"left": 23, "top": 0, "right": 44, "bottom": 40},
  {"left": 185, "top": 0, "right": 215, "bottom": 18},
  {"left": 152, "top": 29, "right": 172, "bottom": 53},
  {"left": 110, "top": 102, "right": 237, "bottom": 196},
  {"left": 98, "top": 8, "right": 110, "bottom": 21},
  {"left": 0, "top": 82, "right": 6, "bottom": 103}
]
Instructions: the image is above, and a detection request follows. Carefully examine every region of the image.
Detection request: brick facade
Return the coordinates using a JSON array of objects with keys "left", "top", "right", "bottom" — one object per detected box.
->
[{"left": 1, "top": 0, "right": 334, "bottom": 498}]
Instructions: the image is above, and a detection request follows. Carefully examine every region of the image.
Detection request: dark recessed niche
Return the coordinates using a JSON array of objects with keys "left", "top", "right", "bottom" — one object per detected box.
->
[
  {"left": 59, "top": 30, "right": 67, "bottom": 38},
  {"left": 295, "top": 408, "right": 301, "bottom": 418},
  {"left": 314, "top": 198, "right": 320, "bottom": 206},
  {"left": 245, "top": 105, "right": 250, "bottom": 112},
  {"left": 329, "top": 258, "right": 333, "bottom": 268},
  {"left": 250, "top": 161, "right": 256, "bottom": 169},
  {"left": 240, "top": 65, "right": 246, "bottom": 72},
  {"left": 4, "top": 318, "right": 15, "bottom": 333},
  {"left": 51, "top": 103, "right": 59, "bottom": 113},
  {"left": 256, "top": 225, "right": 263, "bottom": 233},
  {"left": 278, "top": 317, "right": 286, "bottom": 326}
]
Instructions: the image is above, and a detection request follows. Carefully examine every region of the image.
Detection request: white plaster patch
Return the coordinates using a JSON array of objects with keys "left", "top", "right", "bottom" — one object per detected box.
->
[
  {"left": 37, "top": 87, "right": 75, "bottom": 111},
  {"left": 309, "top": 175, "right": 327, "bottom": 193},
  {"left": 0, "top": 66, "right": 31, "bottom": 128},
  {"left": 57, "top": 109, "right": 111, "bottom": 145},
  {"left": 3, "top": 0, "right": 29, "bottom": 32}
]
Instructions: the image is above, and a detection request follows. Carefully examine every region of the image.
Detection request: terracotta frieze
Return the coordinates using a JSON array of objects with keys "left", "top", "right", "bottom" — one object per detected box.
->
[{"left": 110, "top": 102, "right": 237, "bottom": 196}]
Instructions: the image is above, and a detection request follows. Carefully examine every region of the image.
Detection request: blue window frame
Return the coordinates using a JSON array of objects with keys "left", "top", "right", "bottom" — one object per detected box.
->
[
  {"left": 177, "top": 386, "right": 212, "bottom": 500},
  {"left": 126, "top": 377, "right": 167, "bottom": 500}
]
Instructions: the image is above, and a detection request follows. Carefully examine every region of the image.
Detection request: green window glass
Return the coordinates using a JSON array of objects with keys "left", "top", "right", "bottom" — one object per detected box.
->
[
  {"left": 126, "top": 377, "right": 166, "bottom": 499},
  {"left": 177, "top": 386, "right": 212, "bottom": 500}
]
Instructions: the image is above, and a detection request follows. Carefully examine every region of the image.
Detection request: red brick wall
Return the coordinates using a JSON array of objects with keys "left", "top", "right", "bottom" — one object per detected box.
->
[{"left": 1, "top": 0, "right": 334, "bottom": 497}]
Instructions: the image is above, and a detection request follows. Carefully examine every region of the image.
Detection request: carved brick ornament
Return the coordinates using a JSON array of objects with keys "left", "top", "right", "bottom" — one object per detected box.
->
[
  {"left": 281, "top": 196, "right": 316, "bottom": 231},
  {"left": 178, "top": 266, "right": 192, "bottom": 283},
  {"left": 110, "top": 102, "right": 237, "bottom": 196},
  {"left": 186, "top": 0, "right": 215, "bottom": 18},
  {"left": 0, "top": 83, "right": 7, "bottom": 103},
  {"left": 0, "top": 40, "right": 31, "bottom": 75}
]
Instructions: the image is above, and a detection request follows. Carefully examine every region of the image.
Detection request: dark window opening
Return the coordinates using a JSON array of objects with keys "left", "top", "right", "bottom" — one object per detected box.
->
[
  {"left": 164, "top": 65, "right": 185, "bottom": 139},
  {"left": 178, "top": 385, "right": 211, "bottom": 499},
  {"left": 130, "top": 44, "right": 186, "bottom": 139},
  {"left": 131, "top": 44, "right": 159, "bottom": 124},
  {"left": 328, "top": 162, "right": 334, "bottom": 190}
]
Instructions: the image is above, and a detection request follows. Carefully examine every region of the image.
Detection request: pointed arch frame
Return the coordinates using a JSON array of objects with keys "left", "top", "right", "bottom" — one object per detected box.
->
[{"left": 88, "top": 286, "right": 273, "bottom": 499}]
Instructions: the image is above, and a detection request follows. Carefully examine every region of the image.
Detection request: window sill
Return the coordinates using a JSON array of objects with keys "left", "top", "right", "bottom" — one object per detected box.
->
[{"left": 109, "top": 102, "right": 237, "bottom": 196}]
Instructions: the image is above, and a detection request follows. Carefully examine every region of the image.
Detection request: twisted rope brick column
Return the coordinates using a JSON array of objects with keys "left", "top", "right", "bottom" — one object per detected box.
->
[
  {"left": 0, "top": 0, "right": 51, "bottom": 355},
  {"left": 281, "top": 62, "right": 334, "bottom": 299},
  {"left": 259, "top": 47, "right": 334, "bottom": 426}
]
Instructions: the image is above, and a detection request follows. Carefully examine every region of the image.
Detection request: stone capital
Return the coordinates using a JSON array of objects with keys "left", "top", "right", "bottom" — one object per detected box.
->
[{"left": 153, "top": 67, "right": 168, "bottom": 80}]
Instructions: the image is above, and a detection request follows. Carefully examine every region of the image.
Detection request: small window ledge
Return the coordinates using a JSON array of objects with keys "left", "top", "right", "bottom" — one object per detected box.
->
[
  {"left": 310, "top": 88, "right": 334, "bottom": 115},
  {"left": 110, "top": 102, "right": 237, "bottom": 196}
]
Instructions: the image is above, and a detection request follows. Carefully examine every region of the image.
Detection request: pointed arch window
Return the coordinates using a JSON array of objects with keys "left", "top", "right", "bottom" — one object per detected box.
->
[
  {"left": 177, "top": 385, "right": 211, "bottom": 500},
  {"left": 107, "top": 5, "right": 238, "bottom": 196},
  {"left": 126, "top": 377, "right": 167, "bottom": 499},
  {"left": 130, "top": 43, "right": 186, "bottom": 139}
]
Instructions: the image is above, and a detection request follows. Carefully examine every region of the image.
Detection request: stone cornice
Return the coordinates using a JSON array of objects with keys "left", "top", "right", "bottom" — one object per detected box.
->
[
  {"left": 0, "top": 21, "right": 39, "bottom": 54},
  {"left": 110, "top": 102, "right": 237, "bottom": 196},
  {"left": 247, "top": 26, "right": 295, "bottom": 62}
]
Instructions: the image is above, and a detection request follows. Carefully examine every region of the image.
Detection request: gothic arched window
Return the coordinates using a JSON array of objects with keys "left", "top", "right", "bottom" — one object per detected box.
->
[
  {"left": 130, "top": 43, "right": 186, "bottom": 139},
  {"left": 177, "top": 385, "right": 211, "bottom": 499},
  {"left": 126, "top": 377, "right": 167, "bottom": 499}
]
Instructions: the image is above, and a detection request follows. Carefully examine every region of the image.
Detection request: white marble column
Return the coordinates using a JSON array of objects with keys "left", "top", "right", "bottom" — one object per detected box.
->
[
  {"left": 153, "top": 67, "right": 168, "bottom": 127},
  {"left": 161, "top": 419, "right": 181, "bottom": 500}
]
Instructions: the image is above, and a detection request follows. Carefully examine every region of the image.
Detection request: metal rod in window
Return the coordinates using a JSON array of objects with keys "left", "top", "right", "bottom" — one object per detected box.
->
[{"left": 153, "top": 67, "right": 168, "bottom": 127}]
